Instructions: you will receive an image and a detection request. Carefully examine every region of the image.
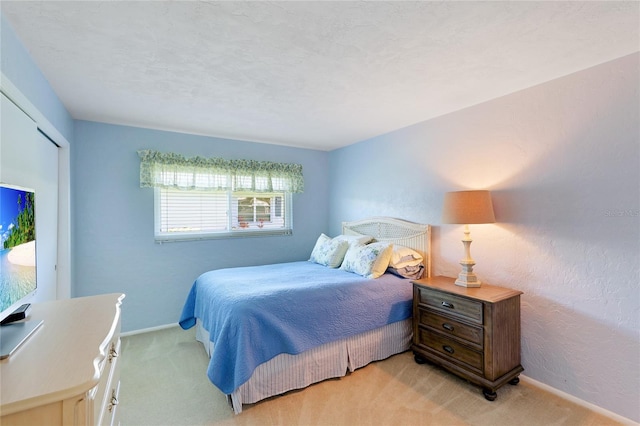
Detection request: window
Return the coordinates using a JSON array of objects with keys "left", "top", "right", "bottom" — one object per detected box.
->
[
  {"left": 155, "top": 188, "right": 292, "bottom": 241},
  {"left": 138, "top": 150, "right": 303, "bottom": 241}
]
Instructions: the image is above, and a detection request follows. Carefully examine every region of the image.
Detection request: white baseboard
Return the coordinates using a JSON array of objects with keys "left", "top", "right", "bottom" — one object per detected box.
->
[
  {"left": 520, "top": 375, "right": 638, "bottom": 425},
  {"left": 121, "top": 322, "right": 180, "bottom": 337}
]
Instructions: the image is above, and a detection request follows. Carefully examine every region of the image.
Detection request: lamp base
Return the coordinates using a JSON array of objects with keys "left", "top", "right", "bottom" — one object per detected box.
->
[
  {"left": 455, "top": 228, "right": 483, "bottom": 287},
  {"left": 455, "top": 273, "right": 482, "bottom": 288}
]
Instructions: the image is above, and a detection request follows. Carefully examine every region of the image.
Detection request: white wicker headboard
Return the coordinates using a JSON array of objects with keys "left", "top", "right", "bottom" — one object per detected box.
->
[{"left": 342, "top": 217, "right": 432, "bottom": 278}]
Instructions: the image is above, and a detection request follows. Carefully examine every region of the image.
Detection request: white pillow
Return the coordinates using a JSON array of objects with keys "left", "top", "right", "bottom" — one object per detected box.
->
[
  {"left": 389, "top": 245, "right": 423, "bottom": 269},
  {"left": 309, "top": 234, "right": 350, "bottom": 268},
  {"left": 340, "top": 242, "right": 394, "bottom": 279},
  {"left": 334, "top": 234, "right": 374, "bottom": 247}
]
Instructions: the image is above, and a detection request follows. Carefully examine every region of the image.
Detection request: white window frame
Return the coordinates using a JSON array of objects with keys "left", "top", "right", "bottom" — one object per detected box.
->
[{"left": 153, "top": 188, "right": 293, "bottom": 242}]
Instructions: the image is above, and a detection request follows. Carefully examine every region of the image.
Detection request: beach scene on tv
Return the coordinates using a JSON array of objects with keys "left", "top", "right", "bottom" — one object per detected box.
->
[{"left": 0, "top": 185, "right": 36, "bottom": 313}]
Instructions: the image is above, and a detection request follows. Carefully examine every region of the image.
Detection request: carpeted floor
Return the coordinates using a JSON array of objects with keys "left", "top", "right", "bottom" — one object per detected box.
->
[{"left": 118, "top": 326, "right": 621, "bottom": 426}]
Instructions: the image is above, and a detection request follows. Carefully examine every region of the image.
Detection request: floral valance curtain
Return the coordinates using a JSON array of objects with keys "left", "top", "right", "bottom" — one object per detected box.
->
[{"left": 137, "top": 150, "right": 304, "bottom": 193}]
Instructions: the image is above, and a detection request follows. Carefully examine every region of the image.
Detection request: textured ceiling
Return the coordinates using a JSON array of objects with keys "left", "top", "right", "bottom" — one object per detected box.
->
[{"left": 2, "top": 1, "right": 638, "bottom": 151}]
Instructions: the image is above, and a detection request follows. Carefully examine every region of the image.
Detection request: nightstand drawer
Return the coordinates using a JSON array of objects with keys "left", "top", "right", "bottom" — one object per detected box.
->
[
  {"left": 417, "top": 287, "right": 483, "bottom": 324},
  {"left": 417, "top": 328, "right": 484, "bottom": 373},
  {"left": 417, "top": 308, "right": 483, "bottom": 348}
]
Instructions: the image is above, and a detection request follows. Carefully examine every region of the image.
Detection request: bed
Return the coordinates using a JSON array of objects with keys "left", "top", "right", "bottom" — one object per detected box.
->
[{"left": 179, "top": 217, "right": 432, "bottom": 413}]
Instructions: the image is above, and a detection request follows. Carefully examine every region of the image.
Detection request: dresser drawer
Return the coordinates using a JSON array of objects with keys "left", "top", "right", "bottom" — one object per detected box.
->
[
  {"left": 417, "top": 287, "right": 483, "bottom": 324},
  {"left": 417, "top": 327, "right": 484, "bottom": 374},
  {"left": 93, "top": 337, "right": 121, "bottom": 425},
  {"left": 91, "top": 312, "right": 121, "bottom": 425},
  {"left": 417, "top": 308, "right": 483, "bottom": 349},
  {"left": 102, "top": 368, "right": 121, "bottom": 426}
]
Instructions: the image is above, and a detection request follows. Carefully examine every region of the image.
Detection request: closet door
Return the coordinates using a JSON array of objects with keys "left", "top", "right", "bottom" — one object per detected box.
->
[
  {"left": 1, "top": 93, "right": 58, "bottom": 302},
  {"left": 35, "top": 132, "right": 59, "bottom": 301}
]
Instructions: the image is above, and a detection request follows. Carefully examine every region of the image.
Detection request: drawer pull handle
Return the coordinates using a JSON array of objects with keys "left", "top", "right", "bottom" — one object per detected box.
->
[
  {"left": 441, "top": 301, "right": 454, "bottom": 309},
  {"left": 109, "top": 344, "right": 118, "bottom": 362},
  {"left": 442, "top": 323, "right": 454, "bottom": 332},
  {"left": 443, "top": 345, "right": 455, "bottom": 354},
  {"left": 108, "top": 389, "right": 119, "bottom": 412}
]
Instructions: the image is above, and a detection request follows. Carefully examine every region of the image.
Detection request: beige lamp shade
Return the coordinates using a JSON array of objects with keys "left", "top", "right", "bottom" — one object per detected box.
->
[{"left": 442, "top": 190, "right": 495, "bottom": 225}]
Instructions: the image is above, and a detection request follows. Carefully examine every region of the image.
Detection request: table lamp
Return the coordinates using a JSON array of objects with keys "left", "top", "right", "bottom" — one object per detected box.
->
[{"left": 442, "top": 190, "right": 495, "bottom": 287}]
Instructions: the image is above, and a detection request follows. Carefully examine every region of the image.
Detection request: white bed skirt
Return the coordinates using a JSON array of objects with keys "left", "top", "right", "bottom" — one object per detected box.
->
[{"left": 196, "top": 318, "right": 413, "bottom": 414}]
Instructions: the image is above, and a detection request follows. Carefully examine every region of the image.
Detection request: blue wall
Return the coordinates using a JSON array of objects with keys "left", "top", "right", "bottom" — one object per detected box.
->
[
  {"left": 327, "top": 124, "right": 448, "bottom": 234},
  {"left": 73, "top": 121, "right": 329, "bottom": 331}
]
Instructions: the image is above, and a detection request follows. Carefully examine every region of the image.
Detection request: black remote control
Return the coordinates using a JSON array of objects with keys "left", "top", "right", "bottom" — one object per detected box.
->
[{"left": 0, "top": 303, "right": 31, "bottom": 325}]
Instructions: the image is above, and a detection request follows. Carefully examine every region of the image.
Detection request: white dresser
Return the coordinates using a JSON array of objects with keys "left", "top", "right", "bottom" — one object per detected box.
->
[{"left": 1, "top": 293, "right": 125, "bottom": 426}]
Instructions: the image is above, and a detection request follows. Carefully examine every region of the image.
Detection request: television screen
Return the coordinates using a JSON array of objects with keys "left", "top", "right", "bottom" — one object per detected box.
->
[{"left": 0, "top": 184, "right": 37, "bottom": 323}]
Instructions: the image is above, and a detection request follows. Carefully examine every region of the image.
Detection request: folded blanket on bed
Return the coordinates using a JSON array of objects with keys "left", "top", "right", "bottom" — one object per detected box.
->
[{"left": 179, "top": 261, "right": 412, "bottom": 394}]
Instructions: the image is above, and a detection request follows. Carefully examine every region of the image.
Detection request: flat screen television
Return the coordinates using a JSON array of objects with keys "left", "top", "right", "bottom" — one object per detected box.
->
[{"left": 0, "top": 183, "right": 41, "bottom": 359}]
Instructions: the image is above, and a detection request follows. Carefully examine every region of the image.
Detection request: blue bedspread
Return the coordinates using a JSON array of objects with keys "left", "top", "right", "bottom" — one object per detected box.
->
[{"left": 179, "top": 261, "right": 412, "bottom": 394}]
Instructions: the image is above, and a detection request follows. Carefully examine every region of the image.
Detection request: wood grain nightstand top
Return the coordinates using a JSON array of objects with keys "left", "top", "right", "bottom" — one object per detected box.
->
[{"left": 412, "top": 275, "right": 522, "bottom": 304}]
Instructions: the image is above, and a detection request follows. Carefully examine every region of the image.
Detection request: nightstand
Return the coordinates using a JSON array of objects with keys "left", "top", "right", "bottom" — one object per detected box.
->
[{"left": 411, "top": 275, "right": 523, "bottom": 400}]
